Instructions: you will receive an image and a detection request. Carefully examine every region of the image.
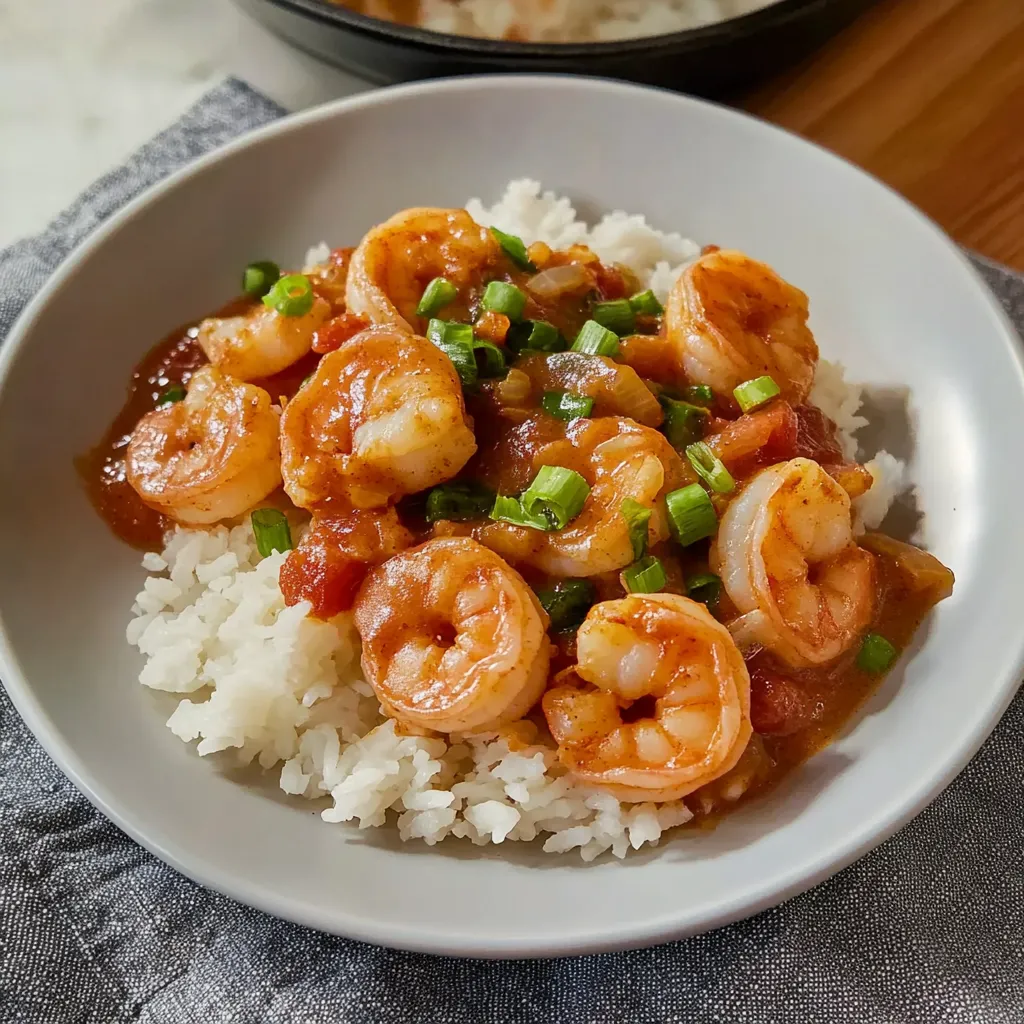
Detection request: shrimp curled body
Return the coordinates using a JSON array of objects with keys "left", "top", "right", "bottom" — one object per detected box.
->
[
  {"left": 543, "top": 594, "right": 752, "bottom": 803},
  {"left": 354, "top": 538, "right": 551, "bottom": 734},
  {"left": 196, "top": 295, "right": 331, "bottom": 381},
  {"left": 666, "top": 250, "right": 818, "bottom": 406},
  {"left": 279, "top": 327, "right": 477, "bottom": 510},
  {"left": 346, "top": 207, "right": 500, "bottom": 332},
  {"left": 479, "top": 417, "right": 691, "bottom": 577},
  {"left": 716, "top": 457, "right": 875, "bottom": 667},
  {"left": 125, "top": 366, "right": 282, "bottom": 524}
]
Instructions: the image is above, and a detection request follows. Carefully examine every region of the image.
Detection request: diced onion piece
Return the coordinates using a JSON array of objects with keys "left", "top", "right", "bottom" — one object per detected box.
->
[
  {"left": 496, "top": 367, "right": 533, "bottom": 406},
  {"left": 610, "top": 371, "right": 662, "bottom": 426},
  {"left": 525, "top": 263, "right": 591, "bottom": 299}
]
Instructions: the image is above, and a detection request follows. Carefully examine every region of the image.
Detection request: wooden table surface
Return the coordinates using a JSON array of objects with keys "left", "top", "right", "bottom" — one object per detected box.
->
[{"left": 747, "top": 0, "right": 1024, "bottom": 270}]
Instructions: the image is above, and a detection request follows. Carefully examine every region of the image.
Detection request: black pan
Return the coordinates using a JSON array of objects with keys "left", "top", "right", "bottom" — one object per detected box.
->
[{"left": 234, "top": 0, "right": 877, "bottom": 97}]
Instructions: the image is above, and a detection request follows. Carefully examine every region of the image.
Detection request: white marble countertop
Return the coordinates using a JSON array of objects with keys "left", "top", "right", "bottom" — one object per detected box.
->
[{"left": 0, "top": 0, "right": 373, "bottom": 248}]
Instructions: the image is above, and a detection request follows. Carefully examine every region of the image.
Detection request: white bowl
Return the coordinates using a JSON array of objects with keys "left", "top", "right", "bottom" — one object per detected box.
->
[{"left": 2, "top": 76, "right": 1023, "bottom": 958}]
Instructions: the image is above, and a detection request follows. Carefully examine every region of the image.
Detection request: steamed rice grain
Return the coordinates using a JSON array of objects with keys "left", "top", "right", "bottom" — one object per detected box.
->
[{"left": 129, "top": 179, "right": 908, "bottom": 859}]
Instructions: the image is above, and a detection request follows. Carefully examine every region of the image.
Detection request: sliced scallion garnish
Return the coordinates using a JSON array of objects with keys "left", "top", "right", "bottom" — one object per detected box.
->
[
  {"left": 685, "top": 441, "right": 735, "bottom": 495},
  {"left": 250, "top": 508, "right": 293, "bottom": 558},
  {"left": 534, "top": 579, "right": 595, "bottom": 633},
  {"left": 425, "top": 481, "right": 496, "bottom": 523},
  {"left": 659, "top": 396, "right": 708, "bottom": 451},
  {"left": 592, "top": 298, "right": 636, "bottom": 337},
  {"left": 427, "top": 319, "right": 477, "bottom": 386},
  {"left": 521, "top": 466, "right": 590, "bottom": 530},
  {"left": 686, "top": 571, "right": 722, "bottom": 609},
  {"left": 683, "top": 384, "right": 714, "bottom": 406},
  {"left": 507, "top": 319, "right": 564, "bottom": 355},
  {"left": 621, "top": 498, "right": 652, "bottom": 561},
  {"left": 242, "top": 260, "right": 280, "bottom": 299},
  {"left": 490, "top": 226, "right": 537, "bottom": 271},
  {"left": 857, "top": 633, "right": 899, "bottom": 674},
  {"left": 666, "top": 484, "right": 717, "bottom": 547},
  {"left": 628, "top": 289, "right": 664, "bottom": 316},
  {"left": 158, "top": 383, "right": 187, "bottom": 406},
  {"left": 473, "top": 339, "right": 507, "bottom": 379},
  {"left": 416, "top": 277, "right": 458, "bottom": 318},
  {"left": 622, "top": 555, "right": 666, "bottom": 594},
  {"left": 734, "top": 375, "right": 781, "bottom": 413},
  {"left": 571, "top": 320, "right": 620, "bottom": 357},
  {"left": 481, "top": 280, "right": 527, "bottom": 322},
  {"left": 263, "top": 273, "right": 314, "bottom": 317},
  {"left": 489, "top": 494, "right": 553, "bottom": 532},
  {"left": 541, "top": 390, "right": 594, "bottom": 422}
]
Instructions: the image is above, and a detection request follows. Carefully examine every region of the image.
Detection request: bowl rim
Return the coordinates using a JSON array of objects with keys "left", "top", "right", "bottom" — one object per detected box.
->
[
  {"left": 2, "top": 74, "right": 1024, "bottom": 957},
  {"left": 259, "top": 0, "right": 835, "bottom": 56}
]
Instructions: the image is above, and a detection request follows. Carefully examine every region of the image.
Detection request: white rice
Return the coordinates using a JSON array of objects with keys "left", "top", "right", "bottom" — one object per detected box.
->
[
  {"left": 406, "top": 0, "right": 776, "bottom": 43},
  {"left": 134, "top": 179, "right": 906, "bottom": 859}
]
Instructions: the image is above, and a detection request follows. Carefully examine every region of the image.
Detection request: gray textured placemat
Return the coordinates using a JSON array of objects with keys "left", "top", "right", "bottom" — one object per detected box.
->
[{"left": 1, "top": 79, "right": 1023, "bottom": 1024}]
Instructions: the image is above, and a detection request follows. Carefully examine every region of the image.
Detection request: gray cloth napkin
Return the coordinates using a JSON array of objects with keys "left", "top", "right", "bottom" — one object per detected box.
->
[{"left": 2, "top": 78, "right": 1023, "bottom": 1024}]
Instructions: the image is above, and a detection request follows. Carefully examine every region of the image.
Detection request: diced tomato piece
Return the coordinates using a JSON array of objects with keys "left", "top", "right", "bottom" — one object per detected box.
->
[
  {"left": 748, "top": 660, "right": 822, "bottom": 736},
  {"left": 793, "top": 404, "right": 845, "bottom": 464},
  {"left": 475, "top": 310, "right": 511, "bottom": 345},
  {"left": 706, "top": 400, "right": 798, "bottom": 479},
  {"left": 279, "top": 542, "right": 366, "bottom": 619}
]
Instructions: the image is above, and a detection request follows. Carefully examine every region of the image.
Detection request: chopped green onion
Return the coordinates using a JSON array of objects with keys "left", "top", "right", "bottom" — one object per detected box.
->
[
  {"left": 572, "top": 320, "right": 620, "bottom": 357},
  {"left": 158, "top": 383, "right": 187, "bottom": 405},
  {"left": 473, "top": 340, "right": 507, "bottom": 379},
  {"left": 242, "top": 260, "right": 280, "bottom": 298},
  {"left": 592, "top": 298, "right": 636, "bottom": 337},
  {"left": 686, "top": 572, "right": 722, "bottom": 609},
  {"left": 262, "top": 273, "right": 314, "bottom": 317},
  {"left": 628, "top": 289, "right": 664, "bottom": 316},
  {"left": 425, "top": 481, "right": 496, "bottom": 523},
  {"left": 685, "top": 441, "right": 735, "bottom": 495},
  {"left": 250, "top": 508, "right": 293, "bottom": 557},
  {"left": 659, "top": 397, "right": 708, "bottom": 450},
  {"left": 521, "top": 466, "right": 590, "bottom": 530},
  {"left": 427, "top": 319, "right": 477, "bottom": 386},
  {"left": 507, "top": 319, "right": 564, "bottom": 354},
  {"left": 622, "top": 556, "right": 667, "bottom": 594},
  {"left": 416, "top": 277, "right": 458, "bottom": 318},
  {"left": 683, "top": 384, "right": 715, "bottom": 406},
  {"left": 489, "top": 494, "right": 553, "bottom": 532},
  {"left": 490, "top": 226, "right": 536, "bottom": 271},
  {"left": 481, "top": 280, "right": 527, "bottom": 322},
  {"left": 666, "top": 483, "right": 718, "bottom": 546},
  {"left": 734, "top": 375, "right": 781, "bottom": 413},
  {"left": 534, "top": 579, "right": 595, "bottom": 633},
  {"left": 621, "top": 498, "right": 652, "bottom": 560},
  {"left": 541, "top": 390, "right": 594, "bottom": 422},
  {"left": 857, "top": 633, "right": 899, "bottom": 674}
]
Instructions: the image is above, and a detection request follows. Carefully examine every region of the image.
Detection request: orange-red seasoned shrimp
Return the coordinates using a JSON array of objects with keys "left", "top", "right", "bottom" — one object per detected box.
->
[
  {"left": 665, "top": 250, "right": 818, "bottom": 406},
  {"left": 346, "top": 207, "right": 501, "bottom": 331},
  {"left": 479, "top": 417, "right": 691, "bottom": 577},
  {"left": 279, "top": 327, "right": 477, "bottom": 510},
  {"left": 354, "top": 538, "right": 551, "bottom": 734},
  {"left": 543, "top": 594, "right": 752, "bottom": 802},
  {"left": 125, "top": 366, "right": 281, "bottom": 525},
  {"left": 196, "top": 293, "right": 331, "bottom": 381},
  {"left": 715, "top": 457, "right": 875, "bottom": 667}
]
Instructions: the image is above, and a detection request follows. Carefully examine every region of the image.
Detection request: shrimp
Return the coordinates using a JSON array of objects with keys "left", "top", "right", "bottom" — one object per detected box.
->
[
  {"left": 665, "top": 250, "right": 819, "bottom": 406},
  {"left": 715, "top": 457, "right": 876, "bottom": 668},
  {"left": 479, "top": 417, "right": 691, "bottom": 577},
  {"left": 542, "top": 594, "right": 752, "bottom": 803},
  {"left": 279, "top": 326, "right": 477, "bottom": 510},
  {"left": 346, "top": 207, "right": 501, "bottom": 331},
  {"left": 353, "top": 538, "right": 551, "bottom": 734},
  {"left": 196, "top": 294, "right": 332, "bottom": 381},
  {"left": 125, "top": 366, "right": 281, "bottom": 525}
]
